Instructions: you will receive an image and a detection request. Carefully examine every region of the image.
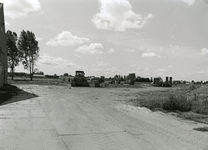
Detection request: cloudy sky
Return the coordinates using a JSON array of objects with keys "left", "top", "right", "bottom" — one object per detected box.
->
[{"left": 1, "top": 0, "right": 208, "bottom": 81}]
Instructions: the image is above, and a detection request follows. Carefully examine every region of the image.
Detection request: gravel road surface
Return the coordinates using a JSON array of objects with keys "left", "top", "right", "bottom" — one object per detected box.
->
[{"left": 0, "top": 84, "right": 207, "bottom": 150}]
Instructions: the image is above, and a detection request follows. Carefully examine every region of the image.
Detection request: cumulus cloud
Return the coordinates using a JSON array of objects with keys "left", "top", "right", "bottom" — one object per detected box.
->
[
  {"left": 201, "top": 48, "right": 208, "bottom": 57},
  {"left": 38, "top": 54, "right": 77, "bottom": 69},
  {"left": 2, "top": 0, "right": 41, "bottom": 18},
  {"left": 153, "top": 68, "right": 167, "bottom": 76},
  {"left": 126, "top": 49, "right": 136, "bottom": 52},
  {"left": 158, "top": 69, "right": 167, "bottom": 72},
  {"left": 94, "top": 61, "right": 111, "bottom": 66},
  {"left": 131, "top": 64, "right": 137, "bottom": 67},
  {"left": 36, "top": 37, "right": 44, "bottom": 41},
  {"left": 92, "top": 0, "right": 153, "bottom": 32},
  {"left": 106, "top": 67, "right": 120, "bottom": 73},
  {"left": 46, "top": 31, "right": 90, "bottom": 47},
  {"left": 108, "top": 48, "right": 115, "bottom": 53},
  {"left": 142, "top": 52, "right": 162, "bottom": 58},
  {"left": 85, "top": 67, "right": 103, "bottom": 73},
  {"left": 74, "top": 55, "right": 81, "bottom": 59},
  {"left": 96, "top": 57, "right": 104, "bottom": 60},
  {"left": 75, "top": 43, "right": 104, "bottom": 54},
  {"left": 137, "top": 67, "right": 149, "bottom": 73},
  {"left": 180, "top": 0, "right": 195, "bottom": 5},
  {"left": 198, "top": 70, "right": 208, "bottom": 74}
]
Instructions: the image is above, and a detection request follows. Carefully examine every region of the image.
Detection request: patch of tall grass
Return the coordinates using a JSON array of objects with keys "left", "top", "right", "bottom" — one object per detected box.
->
[
  {"left": 163, "top": 94, "right": 192, "bottom": 112},
  {"left": 192, "top": 99, "right": 208, "bottom": 115},
  {"left": 137, "top": 93, "right": 208, "bottom": 115}
]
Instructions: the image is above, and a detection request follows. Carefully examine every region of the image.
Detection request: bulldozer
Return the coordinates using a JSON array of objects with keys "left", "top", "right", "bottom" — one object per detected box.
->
[{"left": 71, "top": 71, "right": 89, "bottom": 87}]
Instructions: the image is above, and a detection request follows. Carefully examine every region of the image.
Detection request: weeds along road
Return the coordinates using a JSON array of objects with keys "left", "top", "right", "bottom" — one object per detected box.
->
[{"left": 0, "top": 84, "right": 208, "bottom": 150}]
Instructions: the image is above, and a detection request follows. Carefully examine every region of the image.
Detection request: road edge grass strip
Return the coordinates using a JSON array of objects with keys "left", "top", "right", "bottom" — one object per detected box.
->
[
  {"left": 193, "top": 126, "right": 208, "bottom": 132},
  {"left": 136, "top": 94, "right": 208, "bottom": 114},
  {"left": 130, "top": 92, "right": 208, "bottom": 125},
  {"left": 177, "top": 111, "right": 208, "bottom": 125}
]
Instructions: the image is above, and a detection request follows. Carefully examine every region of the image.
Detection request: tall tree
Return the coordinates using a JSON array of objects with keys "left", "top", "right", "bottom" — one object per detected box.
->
[
  {"left": 17, "top": 30, "right": 39, "bottom": 81},
  {"left": 6, "top": 30, "right": 20, "bottom": 80}
]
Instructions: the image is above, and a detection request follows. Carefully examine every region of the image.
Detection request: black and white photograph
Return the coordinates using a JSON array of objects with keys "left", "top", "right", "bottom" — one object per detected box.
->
[{"left": 0, "top": 0, "right": 208, "bottom": 149}]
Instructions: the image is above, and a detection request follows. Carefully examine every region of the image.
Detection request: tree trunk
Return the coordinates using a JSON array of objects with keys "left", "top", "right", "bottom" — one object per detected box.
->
[
  {"left": 30, "top": 63, "right": 33, "bottom": 81},
  {"left": 11, "top": 67, "right": 14, "bottom": 80},
  {"left": 30, "top": 74, "right": 32, "bottom": 81}
]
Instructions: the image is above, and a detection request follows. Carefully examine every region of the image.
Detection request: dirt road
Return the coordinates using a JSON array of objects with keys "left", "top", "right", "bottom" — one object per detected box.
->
[{"left": 0, "top": 84, "right": 208, "bottom": 150}]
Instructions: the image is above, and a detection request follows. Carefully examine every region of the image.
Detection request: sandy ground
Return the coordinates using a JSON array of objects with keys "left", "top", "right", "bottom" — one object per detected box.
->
[{"left": 0, "top": 84, "right": 208, "bottom": 150}]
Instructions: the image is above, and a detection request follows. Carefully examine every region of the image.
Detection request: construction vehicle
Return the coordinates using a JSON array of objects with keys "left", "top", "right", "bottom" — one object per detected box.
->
[
  {"left": 153, "top": 77, "right": 172, "bottom": 87},
  {"left": 71, "top": 71, "right": 89, "bottom": 87},
  {"left": 127, "top": 73, "right": 136, "bottom": 85}
]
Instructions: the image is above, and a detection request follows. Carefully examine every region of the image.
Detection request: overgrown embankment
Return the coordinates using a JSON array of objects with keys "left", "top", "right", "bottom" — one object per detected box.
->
[{"left": 129, "top": 83, "right": 208, "bottom": 124}]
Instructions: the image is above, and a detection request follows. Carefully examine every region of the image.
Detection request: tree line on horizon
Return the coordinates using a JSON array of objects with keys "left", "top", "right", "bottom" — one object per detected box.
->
[{"left": 6, "top": 30, "right": 39, "bottom": 81}]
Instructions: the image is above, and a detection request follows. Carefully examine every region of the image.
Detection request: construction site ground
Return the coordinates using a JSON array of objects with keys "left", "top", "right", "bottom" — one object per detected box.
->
[{"left": 0, "top": 84, "right": 208, "bottom": 150}]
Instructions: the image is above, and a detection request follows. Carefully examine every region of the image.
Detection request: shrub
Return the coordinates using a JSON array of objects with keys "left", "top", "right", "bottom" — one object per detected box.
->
[
  {"left": 163, "top": 94, "right": 192, "bottom": 112},
  {"left": 192, "top": 99, "right": 208, "bottom": 115},
  {"left": 193, "top": 126, "right": 208, "bottom": 132},
  {"left": 147, "top": 99, "right": 162, "bottom": 109},
  {"left": 138, "top": 96, "right": 166, "bottom": 110}
]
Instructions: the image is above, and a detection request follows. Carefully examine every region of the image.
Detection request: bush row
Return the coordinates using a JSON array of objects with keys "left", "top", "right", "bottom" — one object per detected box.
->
[{"left": 139, "top": 94, "right": 208, "bottom": 115}]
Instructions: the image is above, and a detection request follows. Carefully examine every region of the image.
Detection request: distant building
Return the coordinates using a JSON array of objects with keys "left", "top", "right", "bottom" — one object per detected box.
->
[
  {"left": 33, "top": 74, "right": 45, "bottom": 78},
  {"left": 127, "top": 73, "right": 136, "bottom": 80},
  {"left": 0, "top": 3, "right": 7, "bottom": 88}
]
